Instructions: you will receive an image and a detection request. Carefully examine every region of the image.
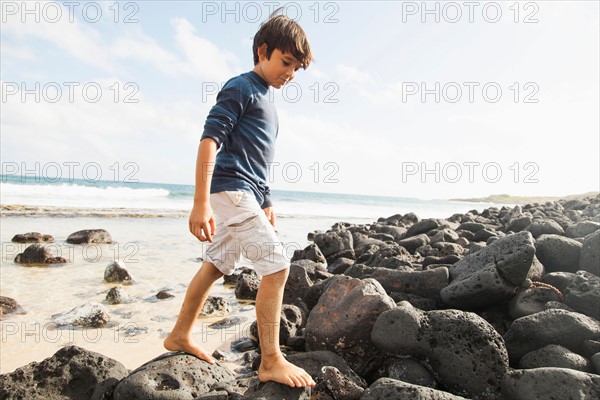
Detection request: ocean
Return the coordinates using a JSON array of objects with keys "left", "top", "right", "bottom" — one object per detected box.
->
[
  {"left": 0, "top": 175, "right": 508, "bottom": 374},
  {"left": 0, "top": 174, "right": 505, "bottom": 220}
]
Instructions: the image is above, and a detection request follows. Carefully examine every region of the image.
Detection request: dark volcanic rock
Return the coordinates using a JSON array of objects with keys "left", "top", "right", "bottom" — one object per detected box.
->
[
  {"left": 243, "top": 381, "right": 310, "bottom": 400},
  {"left": 361, "top": 378, "right": 468, "bottom": 400},
  {"left": 508, "top": 287, "right": 562, "bottom": 319},
  {"left": 563, "top": 270, "right": 600, "bottom": 321},
  {"left": 113, "top": 352, "right": 236, "bottom": 399},
  {"left": 535, "top": 234, "right": 582, "bottom": 273},
  {"left": 503, "top": 309, "right": 600, "bottom": 363},
  {"left": 104, "top": 260, "right": 132, "bottom": 284},
  {"left": 314, "top": 366, "right": 364, "bottom": 400},
  {"left": 106, "top": 287, "right": 129, "bottom": 305},
  {"left": 52, "top": 302, "right": 109, "bottom": 328},
  {"left": 526, "top": 219, "right": 565, "bottom": 238},
  {"left": 200, "top": 296, "right": 232, "bottom": 317},
  {"left": 368, "top": 356, "right": 436, "bottom": 388},
  {"left": 0, "top": 296, "right": 26, "bottom": 318},
  {"left": 540, "top": 272, "right": 576, "bottom": 292},
  {"left": 344, "top": 264, "right": 449, "bottom": 299},
  {"left": 566, "top": 221, "right": 600, "bottom": 238},
  {"left": 397, "top": 234, "right": 430, "bottom": 253},
  {"left": 283, "top": 262, "right": 314, "bottom": 304},
  {"left": 327, "top": 257, "right": 355, "bottom": 274},
  {"left": 441, "top": 232, "right": 536, "bottom": 309},
  {"left": 501, "top": 367, "right": 600, "bottom": 400},
  {"left": 235, "top": 271, "right": 261, "bottom": 300},
  {"left": 519, "top": 344, "right": 592, "bottom": 372},
  {"left": 313, "top": 230, "right": 355, "bottom": 263},
  {"left": 156, "top": 290, "right": 174, "bottom": 299},
  {"left": 66, "top": 229, "right": 112, "bottom": 244},
  {"left": 14, "top": 243, "right": 68, "bottom": 264},
  {"left": 371, "top": 303, "right": 508, "bottom": 399},
  {"left": 0, "top": 345, "right": 128, "bottom": 400},
  {"left": 291, "top": 243, "right": 327, "bottom": 266},
  {"left": 406, "top": 218, "right": 439, "bottom": 237},
  {"left": 305, "top": 275, "right": 395, "bottom": 376},
  {"left": 11, "top": 232, "right": 54, "bottom": 243},
  {"left": 579, "top": 230, "right": 600, "bottom": 275}
]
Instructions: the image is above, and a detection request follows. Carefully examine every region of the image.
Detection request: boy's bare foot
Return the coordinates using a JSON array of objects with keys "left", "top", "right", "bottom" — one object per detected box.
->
[
  {"left": 258, "top": 355, "right": 316, "bottom": 388},
  {"left": 163, "top": 333, "right": 215, "bottom": 364}
]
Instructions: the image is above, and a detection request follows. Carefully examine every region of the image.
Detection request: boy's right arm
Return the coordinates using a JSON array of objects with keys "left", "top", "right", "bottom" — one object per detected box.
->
[{"left": 189, "top": 137, "right": 218, "bottom": 242}]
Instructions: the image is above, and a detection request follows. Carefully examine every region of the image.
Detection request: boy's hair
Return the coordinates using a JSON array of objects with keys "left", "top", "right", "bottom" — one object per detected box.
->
[{"left": 252, "top": 14, "right": 313, "bottom": 69}]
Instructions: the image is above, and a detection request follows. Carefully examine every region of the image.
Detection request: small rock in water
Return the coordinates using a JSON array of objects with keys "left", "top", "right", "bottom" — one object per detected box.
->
[
  {"left": 156, "top": 290, "right": 174, "bottom": 300},
  {"left": 208, "top": 316, "right": 248, "bottom": 329},
  {"left": 14, "top": 244, "right": 69, "bottom": 265},
  {"left": 106, "top": 287, "right": 129, "bottom": 305},
  {"left": 11, "top": 232, "right": 54, "bottom": 243},
  {"left": 66, "top": 229, "right": 112, "bottom": 244},
  {"left": 104, "top": 260, "right": 133, "bottom": 284},
  {"left": 231, "top": 337, "right": 258, "bottom": 352},
  {"left": 0, "top": 296, "right": 26, "bottom": 318},
  {"left": 200, "top": 296, "right": 232, "bottom": 317},
  {"left": 52, "top": 302, "right": 109, "bottom": 328},
  {"left": 212, "top": 349, "right": 240, "bottom": 362}
]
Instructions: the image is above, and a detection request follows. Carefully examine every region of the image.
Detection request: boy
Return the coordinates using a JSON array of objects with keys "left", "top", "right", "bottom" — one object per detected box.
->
[{"left": 164, "top": 14, "right": 316, "bottom": 388}]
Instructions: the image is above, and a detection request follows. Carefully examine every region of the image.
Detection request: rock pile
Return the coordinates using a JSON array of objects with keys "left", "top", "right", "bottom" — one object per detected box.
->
[{"left": 2, "top": 195, "right": 599, "bottom": 399}]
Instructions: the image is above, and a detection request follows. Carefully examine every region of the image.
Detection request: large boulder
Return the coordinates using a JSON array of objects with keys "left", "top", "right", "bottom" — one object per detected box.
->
[
  {"left": 501, "top": 367, "right": 600, "bottom": 400},
  {"left": 519, "top": 344, "right": 592, "bottom": 372},
  {"left": 372, "top": 303, "right": 508, "bottom": 399},
  {"left": 535, "top": 234, "right": 582, "bottom": 273},
  {"left": 0, "top": 346, "right": 128, "bottom": 400},
  {"left": 441, "top": 232, "right": 535, "bottom": 309},
  {"left": 313, "top": 230, "right": 355, "bottom": 263},
  {"left": 305, "top": 275, "right": 395, "bottom": 376},
  {"left": 503, "top": 309, "right": 600, "bottom": 363},
  {"left": 563, "top": 270, "right": 600, "bottom": 321},
  {"left": 113, "top": 352, "right": 236, "bottom": 399},
  {"left": 67, "top": 229, "right": 112, "bottom": 244},
  {"left": 579, "top": 230, "right": 600, "bottom": 275},
  {"left": 360, "top": 378, "right": 468, "bottom": 400},
  {"left": 345, "top": 264, "right": 449, "bottom": 299},
  {"left": 565, "top": 221, "right": 600, "bottom": 238}
]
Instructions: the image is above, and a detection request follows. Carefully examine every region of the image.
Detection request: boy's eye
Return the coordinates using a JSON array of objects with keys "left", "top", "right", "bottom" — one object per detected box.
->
[{"left": 283, "top": 61, "right": 290, "bottom": 66}]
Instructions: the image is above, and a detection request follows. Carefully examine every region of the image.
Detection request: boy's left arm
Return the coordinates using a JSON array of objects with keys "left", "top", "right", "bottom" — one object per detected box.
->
[{"left": 261, "top": 188, "right": 275, "bottom": 227}]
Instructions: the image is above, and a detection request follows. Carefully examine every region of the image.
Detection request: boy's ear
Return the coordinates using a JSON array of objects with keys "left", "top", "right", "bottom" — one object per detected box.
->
[{"left": 257, "top": 43, "right": 268, "bottom": 61}]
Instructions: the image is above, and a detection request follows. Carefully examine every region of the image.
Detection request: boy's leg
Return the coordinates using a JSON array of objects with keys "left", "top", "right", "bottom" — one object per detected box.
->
[
  {"left": 164, "top": 261, "right": 223, "bottom": 363},
  {"left": 256, "top": 268, "right": 316, "bottom": 388}
]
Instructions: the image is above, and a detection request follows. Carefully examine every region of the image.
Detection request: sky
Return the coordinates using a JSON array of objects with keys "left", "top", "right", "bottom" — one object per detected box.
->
[{"left": 1, "top": 0, "right": 599, "bottom": 200}]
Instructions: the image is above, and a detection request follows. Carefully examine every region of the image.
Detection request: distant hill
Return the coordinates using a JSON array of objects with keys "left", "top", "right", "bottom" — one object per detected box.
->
[{"left": 450, "top": 192, "right": 599, "bottom": 205}]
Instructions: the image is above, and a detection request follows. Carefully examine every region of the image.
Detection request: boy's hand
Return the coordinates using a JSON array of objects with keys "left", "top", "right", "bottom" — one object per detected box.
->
[
  {"left": 189, "top": 202, "right": 216, "bottom": 242},
  {"left": 263, "top": 207, "right": 276, "bottom": 227}
]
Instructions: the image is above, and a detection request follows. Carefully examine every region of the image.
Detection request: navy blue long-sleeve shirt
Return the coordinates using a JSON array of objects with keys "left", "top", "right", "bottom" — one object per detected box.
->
[{"left": 201, "top": 71, "right": 278, "bottom": 209}]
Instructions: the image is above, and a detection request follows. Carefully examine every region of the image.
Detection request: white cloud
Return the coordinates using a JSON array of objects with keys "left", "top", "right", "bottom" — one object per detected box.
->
[
  {"left": 0, "top": 44, "right": 36, "bottom": 61},
  {"left": 335, "top": 64, "right": 375, "bottom": 85}
]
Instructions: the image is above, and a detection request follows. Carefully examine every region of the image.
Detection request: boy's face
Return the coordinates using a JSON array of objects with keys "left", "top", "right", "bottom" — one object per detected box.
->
[{"left": 254, "top": 44, "right": 303, "bottom": 89}]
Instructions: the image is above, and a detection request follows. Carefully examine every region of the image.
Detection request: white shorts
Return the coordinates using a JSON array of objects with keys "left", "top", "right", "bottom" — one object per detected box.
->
[{"left": 203, "top": 190, "right": 289, "bottom": 277}]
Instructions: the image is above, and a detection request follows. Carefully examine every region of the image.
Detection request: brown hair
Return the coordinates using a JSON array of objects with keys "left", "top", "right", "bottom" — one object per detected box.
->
[{"left": 252, "top": 14, "right": 313, "bottom": 69}]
